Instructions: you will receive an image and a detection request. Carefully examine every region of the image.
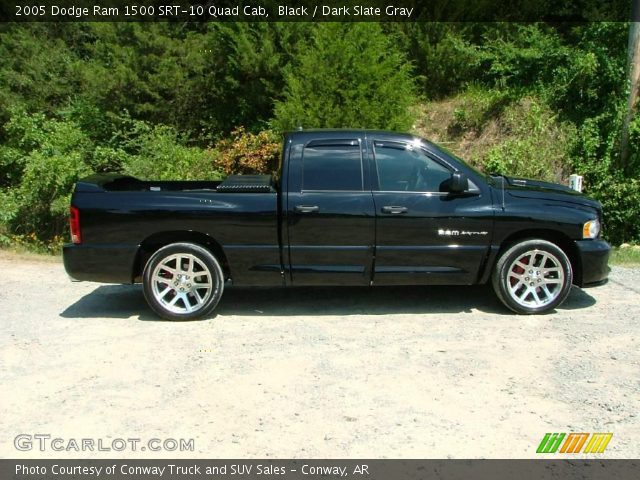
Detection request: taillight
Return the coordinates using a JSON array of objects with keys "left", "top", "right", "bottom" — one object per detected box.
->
[{"left": 70, "top": 206, "right": 81, "bottom": 244}]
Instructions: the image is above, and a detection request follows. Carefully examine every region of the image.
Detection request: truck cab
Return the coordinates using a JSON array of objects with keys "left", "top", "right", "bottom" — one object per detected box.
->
[{"left": 283, "top": 130, "right": 494, "bottom": 287}]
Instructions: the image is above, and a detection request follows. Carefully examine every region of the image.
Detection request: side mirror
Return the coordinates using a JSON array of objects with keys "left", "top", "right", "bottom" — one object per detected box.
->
[{"left": 449, "top": 172, "right": 469, "bottom": 193}]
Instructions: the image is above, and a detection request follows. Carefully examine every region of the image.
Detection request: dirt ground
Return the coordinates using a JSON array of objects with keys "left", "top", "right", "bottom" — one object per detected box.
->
[{"left": 0, "top": 251, "right": 638, "bottom": 459}]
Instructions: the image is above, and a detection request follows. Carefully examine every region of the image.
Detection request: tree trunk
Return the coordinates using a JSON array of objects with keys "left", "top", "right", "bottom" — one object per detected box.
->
[{"left": 620, "top": 2, "right": 640, "bottom": 173}]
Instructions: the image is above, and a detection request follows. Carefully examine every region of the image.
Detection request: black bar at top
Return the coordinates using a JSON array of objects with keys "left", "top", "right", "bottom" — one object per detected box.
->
[{"left": 1, "top": 0, "right": 637, "bottom": 23}]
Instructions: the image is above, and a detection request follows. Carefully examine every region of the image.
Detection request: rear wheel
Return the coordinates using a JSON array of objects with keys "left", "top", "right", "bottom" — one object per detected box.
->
[
  {"left": 143, "top": 242, "right": 224, "bottom": 320},
  {"left": 492, "top": 239, "right": 573, "bottom": 314}
]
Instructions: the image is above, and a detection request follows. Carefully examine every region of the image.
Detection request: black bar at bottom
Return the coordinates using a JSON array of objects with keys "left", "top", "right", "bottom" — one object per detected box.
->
[{"left": 1, "top": 459, "right": 640, "bottom": 480}]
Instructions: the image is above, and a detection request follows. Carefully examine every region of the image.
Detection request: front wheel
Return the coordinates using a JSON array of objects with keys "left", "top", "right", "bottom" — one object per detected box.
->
[
  {"left": 492, "top": 239, "right": 573, "bottom": 314},
  {"left": 143, "top": 242, "right": 224, "bottom": 320}
]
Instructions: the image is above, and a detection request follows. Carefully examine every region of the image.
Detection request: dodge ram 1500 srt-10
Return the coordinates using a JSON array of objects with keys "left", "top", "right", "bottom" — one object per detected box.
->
[{"left": 63, "top": 130, "right": 610, "bottom": 320}]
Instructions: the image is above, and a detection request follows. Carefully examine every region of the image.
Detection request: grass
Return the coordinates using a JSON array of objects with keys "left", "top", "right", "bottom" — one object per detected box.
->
[
  {"left": 0, "top": 246, "right": 60, "bottom": 263},
  {"left": 0, "top": 232, "right": 63, "bottom": 256},
  {"left": 609, "top": 246, "right": 640, "bottom": 267}
]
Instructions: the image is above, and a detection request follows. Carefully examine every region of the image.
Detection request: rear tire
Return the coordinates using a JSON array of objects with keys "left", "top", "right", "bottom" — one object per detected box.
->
[
  {"left": 142, "top": 242, "right": 224, "bottom": 320},
  {"left": 492, "top": 239, "right": 573, "bottom": 314}
]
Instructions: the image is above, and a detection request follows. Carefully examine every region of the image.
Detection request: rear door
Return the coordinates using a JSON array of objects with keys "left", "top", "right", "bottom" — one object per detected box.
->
[
  {"left": 370, "top": 137, "right": 494, "bottom": 285},
  {"left": 285, "top": 134, "right": 375, "bottom": 285}
]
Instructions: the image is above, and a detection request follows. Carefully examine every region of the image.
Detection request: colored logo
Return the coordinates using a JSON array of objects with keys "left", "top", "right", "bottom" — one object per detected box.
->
[{"left": 536, "top": 433, "right": 613, "bottom": 454}]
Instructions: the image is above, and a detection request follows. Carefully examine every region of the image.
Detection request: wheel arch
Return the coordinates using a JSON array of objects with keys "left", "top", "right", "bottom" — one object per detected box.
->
[
  {"left": 493, "top": 229, "right": 581, "bottom": 285},
  {"left": 133, "top": 231, "right": 230, "bottom": 282}
]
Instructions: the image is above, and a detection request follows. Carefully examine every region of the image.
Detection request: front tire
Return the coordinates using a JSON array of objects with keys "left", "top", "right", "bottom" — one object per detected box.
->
[
  {"left": 143, "top": 242, "right": 224, "bottom": 320},
  {"left": 492, "top": 239, "right": 573, "bottom": 314}
]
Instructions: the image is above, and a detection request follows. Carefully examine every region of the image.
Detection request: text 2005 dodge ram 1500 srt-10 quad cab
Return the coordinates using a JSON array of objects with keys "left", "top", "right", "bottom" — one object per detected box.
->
[{"left": 64, "top": 130, "right": 610, "bottom": 320}]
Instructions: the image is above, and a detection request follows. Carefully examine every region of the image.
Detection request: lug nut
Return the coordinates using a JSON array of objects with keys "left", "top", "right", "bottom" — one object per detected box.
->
[
  {"left": 525, "top": 277, "right": 529, "bottom": 281},
  {"left": 530, "top": 282, "right": 534, "bottom": 286}
]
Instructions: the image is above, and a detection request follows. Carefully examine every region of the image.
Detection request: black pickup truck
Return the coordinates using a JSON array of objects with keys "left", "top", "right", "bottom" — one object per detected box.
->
[{"left": 63, "top": 130, "right": 610, "bottom": 320}]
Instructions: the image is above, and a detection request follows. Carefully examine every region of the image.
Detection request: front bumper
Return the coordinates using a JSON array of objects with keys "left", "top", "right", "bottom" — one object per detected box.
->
[
  {"left": 574, "top": 239, "right": 611, "bottom": 287},
  {"left": 63, "top": 243, "right": 139, "bottom": 284}
]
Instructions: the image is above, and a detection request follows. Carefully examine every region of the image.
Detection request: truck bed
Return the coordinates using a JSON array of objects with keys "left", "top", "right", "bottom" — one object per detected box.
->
[{"left": 66, "top": 173, "right": 282, "bottom": 286}]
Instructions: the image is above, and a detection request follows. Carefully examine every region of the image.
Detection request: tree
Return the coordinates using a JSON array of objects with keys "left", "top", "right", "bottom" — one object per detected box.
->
[
  {"left": 620, "top": 0, "right": 640, "bottom": 172},
  {"left": 273, "top": 23, "right": 416, "bottom": 132}
]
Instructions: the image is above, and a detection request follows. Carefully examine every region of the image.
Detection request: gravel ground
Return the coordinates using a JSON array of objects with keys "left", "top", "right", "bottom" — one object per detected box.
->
[{"left": 0, "top": 251, "right": 638, "bottom": 459}]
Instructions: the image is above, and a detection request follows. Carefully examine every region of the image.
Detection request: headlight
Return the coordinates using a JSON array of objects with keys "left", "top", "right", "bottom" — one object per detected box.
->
[{"left": 583, "top": 219, "right": 600, "bottom": 239}]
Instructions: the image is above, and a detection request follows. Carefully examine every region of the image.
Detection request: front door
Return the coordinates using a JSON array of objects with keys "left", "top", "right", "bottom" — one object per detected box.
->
[{"left": 370, "top": 138, "right": 494, "bottom": 285}]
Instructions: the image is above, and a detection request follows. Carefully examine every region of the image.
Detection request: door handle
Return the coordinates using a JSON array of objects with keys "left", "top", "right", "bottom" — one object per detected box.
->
[
  {"left": 381, "top": 206, "right": 408, "bottom": 214},
  {"left": 295, "top": 205, "right": 320, "bottom": 213}
]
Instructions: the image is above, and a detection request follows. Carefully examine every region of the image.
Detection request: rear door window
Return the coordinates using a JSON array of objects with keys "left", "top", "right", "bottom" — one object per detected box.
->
[{"left": 302, "top": 140, "right": 363, "bottom": 191}]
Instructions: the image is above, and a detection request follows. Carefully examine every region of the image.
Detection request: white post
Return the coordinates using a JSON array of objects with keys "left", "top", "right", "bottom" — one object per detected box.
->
[{"left": 569, "top": 174, "right": 583, "bottom": 192}]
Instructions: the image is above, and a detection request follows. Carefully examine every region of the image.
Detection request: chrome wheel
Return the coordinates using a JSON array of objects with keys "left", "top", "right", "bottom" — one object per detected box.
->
[
  {"left": 151, "top": 253, "right": 213, "bottom": 314},
  {"left": 506, "top": 249, "right": 564, "bottom": 308}
]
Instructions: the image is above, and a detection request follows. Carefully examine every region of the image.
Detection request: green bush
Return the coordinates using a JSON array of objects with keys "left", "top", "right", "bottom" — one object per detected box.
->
[
  {"left": 273, "top": 23, "right": 416, "bottom": 132},
  {"left": 0, "top": 110, "right": 224, "bottom": 246},
  {"left": 90, "top": 146, "right": 127, "bottom": 173},
  {"left": 592, "top": 178, "right": 640, "bottom": 245},
  {"left": 0, "top": 110, "right": 48, "bottom": 187},
  {"left": 627, "top": 111, "right": 640, "bottom": 175},
  {"left": 387, "top": 23, "right": 480, "bottom": 99},
  {"left": 479, "top": 98, "right": 576, "bottom": 182},
  {"left": 0, "top": 112, "right": 92, "bottom": 239},
  {"left": 122, "top": 123, "right": 221, "bottom": 181},
  {"left": 448, "top": 86, "right": 513, "bottom": 134}
]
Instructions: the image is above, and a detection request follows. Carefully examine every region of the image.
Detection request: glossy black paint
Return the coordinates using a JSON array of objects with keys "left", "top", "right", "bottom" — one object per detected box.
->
[
  {"left": 285, "top": 132, "right": 375, "bottom": 285},
  {"left": 67, "top": 189, "right": 281, "bottom": 285},
  {"left": 574, "top": 239, "right": 611, "bottom": 286},
  {"left": 63, "top": 130, "right": 611, "bottom": 289}
]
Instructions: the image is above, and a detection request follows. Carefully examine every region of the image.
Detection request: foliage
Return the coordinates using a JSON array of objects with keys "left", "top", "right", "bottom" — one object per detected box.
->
[
  {"left": 215, "top": 127, "right": 281, "bottom": 176},
  {"left": 0, "top": 21, "right": 638, "bottom": 245},
  {"left": 273, "top": 23, "right": 417, "bottom": 132},
  {"left": 570, "top": 112, "right": 640, "bottom": 244},
  {"left": 0, "top": 232, "right": 64, "bottom": 255},
  {"left": 388, "top": 23, "right": 481, "bottom": 99},
  {"left": 122, "top": 123, "right": 221, "bottom": 181},
  {"left": 480, "top": 97, "right": 576, "bottom": 182},
  {"left": 0, "top": 23, "right": 310, "bottom": 145},
  {"left": 0, "top": 110, "right": 222, "bottom": 244},
  {"left": 0, "top": 111, "right": 92, "bottom": 239},
  {"left": 448, "top": 86, "right": 513, "bottom": 134},
  {"left": 591, "top": 177, "right": 640, "bottom": 245}
]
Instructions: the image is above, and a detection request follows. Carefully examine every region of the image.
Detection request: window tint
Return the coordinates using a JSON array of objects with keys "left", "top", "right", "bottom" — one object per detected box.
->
[
  {"left": 302, "top": 141, "right": 363, "bottom": 191},
  {"left": 374, "top": 142, "right": 452, "bottom": 192}
]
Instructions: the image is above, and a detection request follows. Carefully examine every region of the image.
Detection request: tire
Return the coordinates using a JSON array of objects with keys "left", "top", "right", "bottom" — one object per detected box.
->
[
  {"left": 492, "top": 239, "right": 573, "bottom": 314},
  {"left": 142, "top": 242, "right": 224, "bottom": 320}
]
